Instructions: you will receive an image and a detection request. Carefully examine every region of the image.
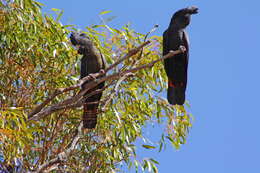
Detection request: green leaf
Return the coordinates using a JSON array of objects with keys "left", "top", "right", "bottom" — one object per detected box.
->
[
  {"left": 1, "top": 1, "right": 193, "bottom": 172},
  {"left": 56, "top": 10, "right": 64, "bottom": 21},
  {"left": 51, "top": 8, "right": 61, "bottom": 12},
  {"left": 92, "top": 24, "right": 106, "bottom": 28},
  {"left": 142, "top": 145, "right": 156, "bottom": 149},
  {"left": 149, "top": 158, "right": 159, "bottom": 165},
  {"left": 99, "top": 10, "right": 112, "bottom": 15}
]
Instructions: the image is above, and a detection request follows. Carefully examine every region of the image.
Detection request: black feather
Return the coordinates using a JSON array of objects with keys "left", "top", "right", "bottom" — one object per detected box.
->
[
  {"left": 163, "top": 6, "right": 198, "bottom": 105},
  {"left": 70, "top": 32, "right": 107, "bottom": 129}
]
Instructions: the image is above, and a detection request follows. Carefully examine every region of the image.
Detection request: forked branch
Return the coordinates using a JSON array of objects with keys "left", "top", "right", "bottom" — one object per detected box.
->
[{"left": 28, "top": 43, "right": 185, "bottom": 121}]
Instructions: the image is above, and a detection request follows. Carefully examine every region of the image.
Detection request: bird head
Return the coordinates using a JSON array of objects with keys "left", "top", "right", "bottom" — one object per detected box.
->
[
  {"left": 170, "top": 6, "right": 199, "bottom": 29},
  {"left": 70, "top": 32, "right": 94, "bottom": 55}
]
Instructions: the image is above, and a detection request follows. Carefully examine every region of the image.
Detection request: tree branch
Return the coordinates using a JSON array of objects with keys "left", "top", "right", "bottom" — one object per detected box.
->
[
  {"left": 102, "top": 72, "right": 134, "bottom": 110},
  {"left": 28, "top": 46, "right": 185, "bottom": 121},
  {"left": 28, "top": 41, "right": 151, "bottom": 118},
  {"left": 33, "top": 123, "right": 83, "bottom": 173},
  {"left": 104, "top": 40, "right": 151, "bottom": 73}
]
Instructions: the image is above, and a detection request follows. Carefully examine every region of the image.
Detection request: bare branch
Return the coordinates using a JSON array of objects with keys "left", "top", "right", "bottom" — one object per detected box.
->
[
  {"left": 102, "top": 73, "right": 134, "bottom": 110},
  {"left": 28, "top": 90, "right": 60, "bottom": 118},
  {"left": 33, "top": 123, "right": 83, "bottom": 173},
  {"left": 28, "top": 75, "right": 97, "bottom": 118},
  {"left": 104, "top": 40, "right": 151, "bottom": 73},
  {"left": 124, "top": 47, "right": 186, "bottom": 74},
  {"left": 28, "top": 81, "right": 114, "bottom": 121},
  {"left": 28, "top": 46, "right": 185, "bottom": 121},
  {"left": 28, "top": 41, "right": 151, "bottom": 118}
]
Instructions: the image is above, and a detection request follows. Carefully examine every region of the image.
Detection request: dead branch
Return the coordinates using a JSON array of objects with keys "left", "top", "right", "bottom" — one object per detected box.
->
[
  {"left": 102, "top": 72, "right": 134, "bottom": 110},
  {"left": 28, "top": 81, "right": 113, "bottom": 121},
  {"left": 104, "top": 40, "right": 151, "bottom": 72},
  {"left": 28, "top": 41, "right": 151, "bottom": 118},
  {"left": 28, "top": 46, "right": 185, "bottom": 121},
  {"left": 33, "top": 123, "right": 83, "bottom": 173},
  {"left": 123, "top": 48, "right": 185, "bottom": 74}
]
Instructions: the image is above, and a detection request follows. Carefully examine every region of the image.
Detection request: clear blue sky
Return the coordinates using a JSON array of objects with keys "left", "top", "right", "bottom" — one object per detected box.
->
[{"left": 39, "top": 0, "right": 260, "bottom": 172}]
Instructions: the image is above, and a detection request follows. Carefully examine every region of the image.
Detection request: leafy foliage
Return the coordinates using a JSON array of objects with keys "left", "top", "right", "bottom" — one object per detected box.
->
[{"left": 0, "top": 0, "right": 193, "bottom": 172}]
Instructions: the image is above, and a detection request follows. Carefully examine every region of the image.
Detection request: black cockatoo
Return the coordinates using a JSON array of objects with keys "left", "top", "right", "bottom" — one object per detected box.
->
[
  {"left": 163, "top": 6, "right": 198, "bottom": 105},
  {"left": 70, "top": 32, "right": 107, "bottom": 129}
]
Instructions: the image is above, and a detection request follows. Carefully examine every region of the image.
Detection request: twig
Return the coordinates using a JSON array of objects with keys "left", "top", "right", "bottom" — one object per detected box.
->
[
  {"left": 34, "top": 123, "right": 83, "bottom": 173},
  {"left": 104, "top": 40, "right": 151, "bottom": 72},
  {"left": 102, "top": 73, "right": 133, "bottom": 110},
  {"left": 123, "top": 48, "right": 185, "bottom": 74}
]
